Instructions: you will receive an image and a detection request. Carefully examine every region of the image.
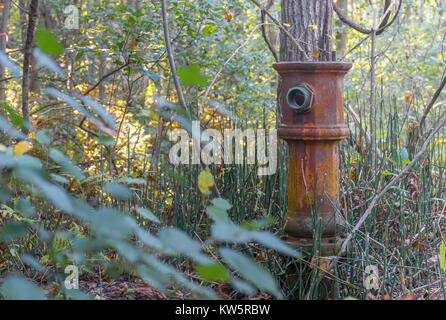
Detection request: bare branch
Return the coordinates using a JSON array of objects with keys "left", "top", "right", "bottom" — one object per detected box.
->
[
  {"left": 161, "top": 0, "right": 188, "bottom": 112},
  {"left": 333, "top": 0, "right": 402, "bottom": 35},
  {"left": 419, "top": 67, "right": 446, "bottom": 131},
  {"left": 315, "top": 97, "right": 446, "bottom": 290},
  {"left": 249, "top": 0, "right": 310, "bottom": 60},
  {"left": 260, "top": 9, "right": 278, "bottom": 62}
]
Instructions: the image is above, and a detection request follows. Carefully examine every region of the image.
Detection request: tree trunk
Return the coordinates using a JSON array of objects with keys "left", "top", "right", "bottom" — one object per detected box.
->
[
  {"left": 280, "top": 0, "right": 334, "bottom": 61},
  {"left": 0, "top": 0, "right": 11, "bottom": 105},
  {"left": 21, "top": 0, "right": 38, "bottom": 134}
]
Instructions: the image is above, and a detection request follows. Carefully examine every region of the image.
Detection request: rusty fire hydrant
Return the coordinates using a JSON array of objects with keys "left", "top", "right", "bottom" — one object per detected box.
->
[{"left": 274, "top": 62, "right": 352, "bottom": 255}]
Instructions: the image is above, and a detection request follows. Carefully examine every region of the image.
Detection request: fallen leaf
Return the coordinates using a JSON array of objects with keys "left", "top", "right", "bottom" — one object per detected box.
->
[
  {"left": 308, "top": 24, "right": 317, "bottom": 30},
  {"left": 224, "top": 13, "right": 232, "bottom": 22}
]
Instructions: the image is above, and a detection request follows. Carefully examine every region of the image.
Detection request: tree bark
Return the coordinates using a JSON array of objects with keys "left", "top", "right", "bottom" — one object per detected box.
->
[
  {"left": 21, "top": 0, "right": 38, "bottom": 134},
  {"left": 280, "top": 0, "right": 334, "bottom": 61},
  {"left": 0, "top": 0, "right": 11, "bottom": 105}
]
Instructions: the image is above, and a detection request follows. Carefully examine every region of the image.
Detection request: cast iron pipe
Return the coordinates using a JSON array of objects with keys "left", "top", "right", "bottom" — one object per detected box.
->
[{"left": 274, "top": 62, "right": 352, "bottom": 253}]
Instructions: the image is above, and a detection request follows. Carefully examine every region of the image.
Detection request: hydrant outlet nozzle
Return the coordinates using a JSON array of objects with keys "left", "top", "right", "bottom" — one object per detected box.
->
[{"left": 286, "top": 85, "right": 313, "bottom": 113}]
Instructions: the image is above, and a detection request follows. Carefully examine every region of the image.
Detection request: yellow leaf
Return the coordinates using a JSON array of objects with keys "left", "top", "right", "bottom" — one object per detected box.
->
[
  {"left": 308, "top": 24, "right": 317, "bottom": 30},
  {"left": 224, "top": 13, "right": 232, "bottom": 22},
  {"left": 198, "top": 168, "right": 214, "bottom": 196},
  {"left": 313, "top": 51, "right": 320, "bottom": 58},
  {"left": 283, "top": 23, "right": 291, "bottom": 27},
  {"left": 128, "top": 40, "right": 138, "bottom": 49},
  {"left": 13, "top": 141, "right": 32, "bottom": 156}
]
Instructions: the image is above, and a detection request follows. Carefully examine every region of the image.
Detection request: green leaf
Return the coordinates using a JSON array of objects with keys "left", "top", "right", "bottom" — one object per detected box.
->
[
  {"left": 0, "top": 116, "right": 26, "bottom": 140},
  {"left": 15, "top": 154, "right": 42, "bottom": 169},
  {"left": 44, "top": 88, "right": 110, "bottom": 134},
  {"left": 195, "top": 262, "right": 231, "bottom": 282},
  {"left": 15, "top": 167, "right": 74, "bottom": 214},
  {"left": 33, "top": 48, "right": 63, "bottom": 74},
  {"left": 219, "top": 248, "right": 283, "bottom": 299},
  {"left": 35, "top": 129, "right": 51, "bottom": 146},
  {"left": 206, "top": 205, "right": 229, "bottom": 222},
  {"left": 35, "top": 28, "right": 64, "bottom": 56},
  {"left": 0, "top": 222, "right": 29, "bottom": 241},
  {"left": 0, "top": 188, "right": 11, "bottom": 202},
  {"left": 242, "top": 216, "right": 275, "bottom": 230},
  {"left": 1, "top": 103, "right": 26, "bottom": 130},
  {"left": 135, "top": 227, "right": 162, "bottom": 250},
  {"left": 211, "top": 222, "right": 252, "bottom": 243},
  {"left": 250, "top": 231, "right": 300, "bottom": 258},
  {"left": 440, "top": 242, "right": 446, "bottom": 272},
  {"left": 0, "top": 152, "right": 16, "bottom": 167},
  {"left": 0, "top": 51, "right": 20, "bottom": 80},
  {"left": 158, "top": 228, "right": 211, "bottom": 264},
  {"left": 96, "top": 135, "right": 115, "bottom": 146},
  {"left": 20, "top": 254, "right": 45, "bottom": 272},
  {"left": 1, "top": 276, "right": 46, "bottom": 300},
  {"left": 50, "top": 173, "right": 70, "bottom": 184},
  {"left": 49, "top": 148, "right": 85, "bottom": 180},
  {"left": 104, "top": 183, "right": 134, "bottom": 200},
  {"left": 178, "top": 64, "right": 209, "bottom": 87},
  {"left": 232, "top": 279, "right": 257, "bottom": 296},
  {"left": 125, "top": 177, "right": 146, "bottom": 185},
  {"left": 79, "top": 96, "right": 116, "bottom": 129},
  {"left": 202, "top": 24, "right": 217, "bottom": 36},
  {"left": 211, "top": 198, "right": 232, "bottom": 211},
  {"left": 136, "top": 207, "right": 160, "bottom": 224},
  {"left": 2, "top": 103, "right": 22, "bottom": 126},
  {"left": 399, "top": 148, "right": 409, "bottom": 164},
  {"left": 91, "top": 208, "right": 137, "bottom": 239},
  {"left": 206, "top": 198, "right": 231, "bottom": 222},
  {"left": 15, "top": 197, "right": 34, "bottom": 217}
]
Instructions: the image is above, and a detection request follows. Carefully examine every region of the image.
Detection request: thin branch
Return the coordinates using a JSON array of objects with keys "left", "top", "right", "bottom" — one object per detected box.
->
[
  {"left": 333, "top": 2, "right": 371, "bottom": 34},
  {"left": 339, "top": 34, "right": 369, "bottom": 60},
  {"left": 315, "top": 103, "right": 446, "bottom": 290},
  {"left": 161, "top": 0, "right": 188, "bottom": 112},
  {"left": 199, "top": 23, "right": 269, "bottom": 116},
  {"left": 10, "top": 0, "right": 29, "bottom": 14},
  {"left": 84, "top": 61, "right": 130, "bottom": 96},
  {"left": 346, "top": 103, "right": 382, "bottom": 159},
  {"left": 260, "top": 9, "right": 278, "bottom": 62},
  {"left": 249, "top": 0, "right": 309, "bottom": 60},
  {"left": 419, "top": 66, "right": 446, "bottom": 131},
  {"left": 333, "top": 0, "right": 401, "bottom": 35}
]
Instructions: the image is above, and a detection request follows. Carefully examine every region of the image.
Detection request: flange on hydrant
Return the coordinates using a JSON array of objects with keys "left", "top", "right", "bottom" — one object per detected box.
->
[{"left": 274, "top": 62, "right": 352, "bottom": 256}]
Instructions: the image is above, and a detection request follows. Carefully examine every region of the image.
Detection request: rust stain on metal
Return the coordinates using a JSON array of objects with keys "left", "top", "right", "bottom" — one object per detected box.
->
[{"left": 273, "top": 62, "right": 352, "bottom": 239}]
